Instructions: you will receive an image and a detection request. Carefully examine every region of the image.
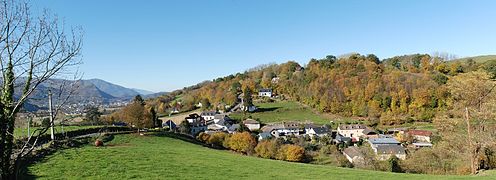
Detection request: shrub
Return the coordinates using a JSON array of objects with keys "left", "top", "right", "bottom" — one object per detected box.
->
[
  {"left": 388, "top": 155, "right": 402, "bottom": 172},
  {"left": 197, "top": 132, "right": 210, "bottom": 142},
  {"left": 226, "top": 132, "right": 257, "bottom": 154},
  {"left": 207, "top": 132, "right": 228, "bottom": 147},
  {"left": 277, "top": 144, "right": 305, "bottom": 162},
  {"left": 337, "top": 154, "right": 354, "bottom": 168},
  {"left": 255, "top": 140, "right": 279, "bottom": 159}
]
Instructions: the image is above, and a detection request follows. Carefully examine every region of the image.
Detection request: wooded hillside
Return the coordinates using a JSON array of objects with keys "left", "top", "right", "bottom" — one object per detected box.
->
[{"left": 148, "top": 53, "right": 495, "bottom": 125}]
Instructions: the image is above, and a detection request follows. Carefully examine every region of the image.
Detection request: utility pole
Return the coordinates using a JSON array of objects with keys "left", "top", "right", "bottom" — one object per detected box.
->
[
  {"left": 49, "top": 90, "right": 55, "bottom": 140},
  {"left": 27, "top": 115, "right": 32, "bottom": 137},
  {"left": 465, "top": 107, "right": 475, "bottom": 174}
]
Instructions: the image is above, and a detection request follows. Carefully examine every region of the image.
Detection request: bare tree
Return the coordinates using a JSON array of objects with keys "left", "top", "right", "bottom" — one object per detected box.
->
[{"left": 0, "top": 0, "right": 82, "bottom": 179}]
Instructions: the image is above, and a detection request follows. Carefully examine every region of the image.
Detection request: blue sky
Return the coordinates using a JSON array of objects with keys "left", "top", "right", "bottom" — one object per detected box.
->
[{"left": 33, "top": 0, "right": 496, "bottom": 92}]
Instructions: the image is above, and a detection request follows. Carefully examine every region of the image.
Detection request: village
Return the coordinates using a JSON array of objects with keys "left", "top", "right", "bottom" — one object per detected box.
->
[{"left": 161, "top": 88, "right": 435, "bottom": 166}]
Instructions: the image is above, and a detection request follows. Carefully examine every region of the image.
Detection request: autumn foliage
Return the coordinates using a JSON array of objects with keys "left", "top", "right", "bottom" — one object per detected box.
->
[
  {"left": 143, "top": 53, "right": 494, "bottom": 126},
  {"left": 226, "top": 132, "right": 257, "bottom": 154},
  {"left": 276, "top": 144, "right": 305, "bottom": 162},
  {"left": 255, "top": 140, "right": 279, "bottom": 159}
]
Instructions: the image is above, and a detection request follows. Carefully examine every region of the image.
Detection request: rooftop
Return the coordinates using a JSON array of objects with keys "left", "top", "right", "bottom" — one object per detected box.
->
[
  {"left": 343, "top": 146, "right": 363, "bottom": 159},
  {"left": 243, "top": 119, "right": 259, "bottom": 124},
  {"left": 259, "top": 88, "right": 272, "bottom": 92},
  {"left": 201, "top": 111, "right": 218, "bottom": 116},
  {"left": 368, "top": 138, "right": 401, "bottom": 145},
  {"left": 338, "top": 124, "right": 367, "bottom": 130},
  {"left": 375, "top": 145, "right": 406, "bottom": 155}
]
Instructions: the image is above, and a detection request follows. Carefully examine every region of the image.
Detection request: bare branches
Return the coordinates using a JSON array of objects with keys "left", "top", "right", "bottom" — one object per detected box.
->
[
  {"left": 0, "top": 0, "right": 83, "bottom": 116},
  {"left": 0, "top": 0, "right": 82, "bottom": 178}
]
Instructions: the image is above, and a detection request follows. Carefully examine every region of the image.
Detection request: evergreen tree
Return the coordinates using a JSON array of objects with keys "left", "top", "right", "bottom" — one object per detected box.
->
[{"left": 242, "top": 87, "right": 253, "bottom": 112}]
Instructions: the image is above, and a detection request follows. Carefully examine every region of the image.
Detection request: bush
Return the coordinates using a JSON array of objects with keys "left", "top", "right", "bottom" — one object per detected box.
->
[
  {"left": 337, "top": 155, "right": 354, "bottom": 168},
  {"left": 255, "top": 140, "right": 279, "bottom": 159},
  {"left": 277, "top": 144, "right": 305, "bottom": 162},
  {"left": 226, "top": 132, "right": 257, "bottom": 154},
  {"left": 197, "top": 132, "right": 211, "bottom": 142},
  {"left": 207, "top": 132, "right": 228, "bottom": 147},
  {"left": 388, "top": 155, "right": 402, "bottom": 172}
]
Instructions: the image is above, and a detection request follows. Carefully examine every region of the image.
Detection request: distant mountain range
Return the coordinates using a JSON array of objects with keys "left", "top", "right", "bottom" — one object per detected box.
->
[{"left": 17, "top": 78, "right": 166, "bottom": 112}]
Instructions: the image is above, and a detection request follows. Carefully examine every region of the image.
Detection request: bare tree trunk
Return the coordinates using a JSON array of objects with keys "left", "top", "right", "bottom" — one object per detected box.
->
[{"left": 0, "top": 0, "right": 82, "bottom": 178}]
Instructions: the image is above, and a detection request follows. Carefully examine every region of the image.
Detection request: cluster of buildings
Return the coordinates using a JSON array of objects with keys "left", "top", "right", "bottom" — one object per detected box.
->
[
  {"left": 163, "top": 87, "right": 435, "bottom": 165},
  {"left": 340, "top": 125, "right": 434, "bottom": 164},
  {"left": 164, "top": 109, "right": 434, "bottom": 165}
]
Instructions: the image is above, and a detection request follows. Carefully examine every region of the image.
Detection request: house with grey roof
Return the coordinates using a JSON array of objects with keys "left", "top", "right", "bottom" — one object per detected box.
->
[
  {"left": 227, "top": 124, "right": 241, "bottom": 134},
  {"left": 213, "top": 114, "right": 230, "bottom": 125},
  {"left": 368, "top": 137, "right": 406, "bottom": 160},
  {"left": 262, "top": 122, "right": 304, "bottom": 138},
  {"left": 304, "top": 124, "right": 330, "bottom": 137},
  {"left": 333, "top": 133, "right": 352, "bottom": 144},
  {"left": 258, "top": 132, "right": 273, "bottom": 141},
  {"left": 375, "top": 144, "right": 406, "bottom": 160}
]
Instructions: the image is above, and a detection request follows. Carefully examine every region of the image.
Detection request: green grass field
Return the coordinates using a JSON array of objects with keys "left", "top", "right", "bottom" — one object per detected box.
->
[
  {"left": 24, "top": 133, "right": 493, "bottom": 179},
  {"left": 451, "top": 55, "right": 496, "bottom": 64},
  {"left": 14, "top": 125, "right": 103, "bottom": 139},
  {"left": 230, "top": 101, "right": 330, "bottom": 124}
]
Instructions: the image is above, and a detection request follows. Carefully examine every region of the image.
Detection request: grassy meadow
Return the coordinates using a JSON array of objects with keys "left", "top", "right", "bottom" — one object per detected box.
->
[
  {"left": 24, "top": 133, "right": 494, "bottom": 179},
  {"left": 230, "top": 101, "right": 330, "bottom": 124},
  {"left": 14, "top": 125, "right": 103, "bottom": 139}
]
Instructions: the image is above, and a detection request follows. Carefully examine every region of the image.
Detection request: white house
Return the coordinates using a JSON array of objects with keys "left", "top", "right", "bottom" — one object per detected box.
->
[
  {"left": 337, "top": 124, "right": 368, "bottom": 141},
  {"left": 243, "top": 119, "right": 260, "bottom": 131},
  {"left": 185, "top": 113, "right": 202, "bottom": 123},
  {"left": 201, "top": 111, "right": 218, "bottom": 121},
  {"left": 304, "top": 124, "right": 330, "bottom": 137},
  {"left": 407, "top": 130, "right": 433, "bottom": 143},
  {"left": 258, "top": 88, "right": 273, "bottom": 97},
  {"left": 262, "top": 122, "right": 303, "bottom": 138}
]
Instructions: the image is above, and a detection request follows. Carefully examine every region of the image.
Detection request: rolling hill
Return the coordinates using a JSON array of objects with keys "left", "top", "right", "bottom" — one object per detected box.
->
[
  {"left": 24, "top": 133, "right": 493, "bottom": 179},
  {"left": 16, "top": 78, "right": 155, "bottom": 111},
  {"left": 451, "top": 55, "right": 496, "bottom": 64}
]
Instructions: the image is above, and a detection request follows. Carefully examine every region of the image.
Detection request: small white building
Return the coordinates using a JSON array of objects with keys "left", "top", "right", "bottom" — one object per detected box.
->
[
  {"left": 407, "top": 130, "right": 433, "bottom": 143},
  {"left": 304, "top": 124, "right": 330, "bottom": 137},
  {"left": 185, "top": 113, "right": 202, "bottom": 123},
  {"left": 258, "top": 89, "right": 273, "bottom": 97},
  {"left": 263, "top": 122, "right": 303, "bottom": 137},
  {"left": 201, "top": 111, "right": 218, "bottom": 121},
  {"left": 243, "top": 119, "right": 260, "bottom": 131}
]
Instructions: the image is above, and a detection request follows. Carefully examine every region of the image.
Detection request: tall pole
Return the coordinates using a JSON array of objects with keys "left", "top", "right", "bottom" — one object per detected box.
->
[
  {"left": 465, "top": 107, "right": 475, "bottom": 174},
  {"left": 27, "top": 116, "right": 32, "bottom": 137},
  {"left": 49, "top": 90, "right": 55, "bottom": 140}
]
